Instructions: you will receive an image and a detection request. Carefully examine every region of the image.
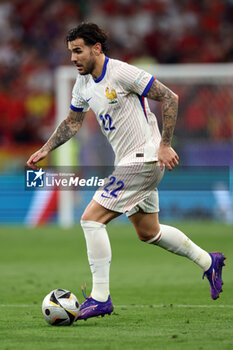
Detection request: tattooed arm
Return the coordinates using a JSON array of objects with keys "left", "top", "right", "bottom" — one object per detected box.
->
[
  {"left": 147, "top": 79, "right": 179, "bottom": 170},
  {"left": 147, "top": 79, "right": 178, "bottom": 146},
  {"left": 41, "top": 109, "right": 86, "bottom": 152},
  {"left": 27, "top": 109, "right": 86, "bottom": 169}
]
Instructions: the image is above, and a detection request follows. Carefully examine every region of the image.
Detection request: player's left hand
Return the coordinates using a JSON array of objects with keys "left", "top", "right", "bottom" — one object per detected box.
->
[{"left": 158, "top": 144, "right": 179, "bottom": 171}]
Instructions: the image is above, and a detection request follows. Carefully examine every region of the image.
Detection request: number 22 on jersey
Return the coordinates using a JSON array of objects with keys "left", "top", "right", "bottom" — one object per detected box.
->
[{"left": 99, "top": 114, "right": 115, "bottom": 131}]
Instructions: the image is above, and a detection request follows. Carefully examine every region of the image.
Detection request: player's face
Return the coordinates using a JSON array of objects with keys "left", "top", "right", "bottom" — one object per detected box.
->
[{"left": 68, "top": 38, "right": 96, "bottom": 75}]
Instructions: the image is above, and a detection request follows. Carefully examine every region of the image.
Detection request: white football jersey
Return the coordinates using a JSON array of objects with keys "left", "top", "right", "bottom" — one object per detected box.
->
[{"left": 71, "top": 57, "right": 161, "bottom": 165}]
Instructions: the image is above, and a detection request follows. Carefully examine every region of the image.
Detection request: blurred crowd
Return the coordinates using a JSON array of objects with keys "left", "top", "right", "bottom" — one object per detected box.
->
[{"left": 0, "top": 0, "right": 233, "bottom": 149}]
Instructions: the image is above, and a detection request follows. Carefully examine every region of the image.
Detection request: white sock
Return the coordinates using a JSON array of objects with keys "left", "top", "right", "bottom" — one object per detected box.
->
[
  {"left": 80, "top": 220, "right": 111, "bottom": 302},
  {"left": 146, "top": 224, "right": 212, "bottom": 271}
]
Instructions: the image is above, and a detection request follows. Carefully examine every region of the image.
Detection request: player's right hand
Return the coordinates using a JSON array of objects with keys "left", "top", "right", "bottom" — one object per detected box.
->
[{"left": 26, "top": 149, "right": 48, "bottom": 170}]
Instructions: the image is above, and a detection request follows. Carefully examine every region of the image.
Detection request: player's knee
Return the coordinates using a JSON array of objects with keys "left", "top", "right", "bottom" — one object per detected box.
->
[
  {"left": 80, "top": 212, "right": 90, "bottom": 222},
  {"left": 136, "top": 225, "right": 160, "bottom": 242},
  {"left": 81, "top": 207, "right": 94, "bottom": 222},
  {"left": 136, "top": 230, "right": 155, "bottom": 242}
]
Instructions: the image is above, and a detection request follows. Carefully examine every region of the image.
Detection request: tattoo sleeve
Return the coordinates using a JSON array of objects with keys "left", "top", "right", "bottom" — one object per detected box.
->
[
  {"left": 41, "top": 109, "right": 86, "bottom": 152},
  {"left": 147, "top": 79, "right": 178, "bottom": 146}
]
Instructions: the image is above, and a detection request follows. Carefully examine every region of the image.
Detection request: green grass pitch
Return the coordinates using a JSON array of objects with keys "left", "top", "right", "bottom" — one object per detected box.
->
[{"left": 0, "top": 221, "right": 233, "bottom": 350}]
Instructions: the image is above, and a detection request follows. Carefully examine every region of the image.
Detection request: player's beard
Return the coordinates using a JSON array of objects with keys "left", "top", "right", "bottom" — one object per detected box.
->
[{"left": 79, "top": 53, "right": 95, "bottom": 75}]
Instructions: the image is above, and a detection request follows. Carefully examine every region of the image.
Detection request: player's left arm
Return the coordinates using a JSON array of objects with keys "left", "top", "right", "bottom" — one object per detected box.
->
[{"left": 147, "top": 79, "right": 179, "bottom": 171}]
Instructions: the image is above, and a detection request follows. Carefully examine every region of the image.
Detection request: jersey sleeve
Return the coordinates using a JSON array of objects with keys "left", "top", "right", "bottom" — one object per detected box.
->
[
  {"left": 70, "top": 78, "right": 90, "bottom": 112},
  {"left": 116, "top": 62, "right": 155, "bottom": 97}
]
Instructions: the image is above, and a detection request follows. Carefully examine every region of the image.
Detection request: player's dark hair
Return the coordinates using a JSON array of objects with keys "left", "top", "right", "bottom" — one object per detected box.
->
[{"left": 66, "top": 23, "right": 109, "bottom": 54}]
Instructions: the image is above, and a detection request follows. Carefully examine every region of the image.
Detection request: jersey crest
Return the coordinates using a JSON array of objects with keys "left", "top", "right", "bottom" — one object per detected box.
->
[{"left": 105, "top": 86, "right": 118, "bottom": 104}]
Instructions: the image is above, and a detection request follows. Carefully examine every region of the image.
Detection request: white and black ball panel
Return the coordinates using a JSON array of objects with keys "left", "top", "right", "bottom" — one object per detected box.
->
[{"left": 42, "top": 289, "right": 80, "bottom": 326}]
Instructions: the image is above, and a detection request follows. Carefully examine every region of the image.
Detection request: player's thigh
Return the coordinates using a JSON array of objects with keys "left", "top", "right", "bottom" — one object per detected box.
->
[
  {"left": 129, "top": 211, "right": 160, "bottom": 241},
  {"left": 81, "top": 199, "right": 121, "bottom": 224}
]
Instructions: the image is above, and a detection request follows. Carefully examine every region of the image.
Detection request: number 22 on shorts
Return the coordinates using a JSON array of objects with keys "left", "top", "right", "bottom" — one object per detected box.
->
[{"left": 101, "top": 176, "right": 124, "bottom": 199}]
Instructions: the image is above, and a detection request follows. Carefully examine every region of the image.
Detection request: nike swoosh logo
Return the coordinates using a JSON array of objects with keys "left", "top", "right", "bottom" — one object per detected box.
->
[{"left": 86, "top": 97, "right": 92, "bottom": 102}]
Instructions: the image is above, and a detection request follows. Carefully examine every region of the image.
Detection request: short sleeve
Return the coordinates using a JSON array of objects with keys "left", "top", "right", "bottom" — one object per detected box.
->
[
  {"left": 116, "top": 62, "right": 155, "bottom": 96},
  {"left": 70, "top": 79, "right": 90, "bottom": 112}
]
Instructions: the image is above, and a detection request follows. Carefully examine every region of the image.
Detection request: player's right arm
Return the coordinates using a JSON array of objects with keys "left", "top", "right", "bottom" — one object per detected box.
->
[{"left": 27, "top": 109, "right": 86, "bottom": 169}]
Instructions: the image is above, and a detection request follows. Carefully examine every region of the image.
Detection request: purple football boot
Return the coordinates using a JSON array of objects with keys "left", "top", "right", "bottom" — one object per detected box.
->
[
  {"left": 77, "top": 295, "right": 113, "bottom": 320},
  {"left": 77, "top": 287, "right": 114, "bottom": 321},
  {"left": 202, "top": 252, "right": 226, "bottom": 300}
]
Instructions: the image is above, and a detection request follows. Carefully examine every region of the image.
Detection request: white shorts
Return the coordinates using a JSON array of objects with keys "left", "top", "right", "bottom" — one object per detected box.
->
[{"left": 93, "top": 162, "right": 164, "bottom": 215}]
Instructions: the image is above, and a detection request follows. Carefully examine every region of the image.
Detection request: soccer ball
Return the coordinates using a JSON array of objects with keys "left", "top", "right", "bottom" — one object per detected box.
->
[{"left": 42, "top": 289, "right": 80, "bottom": 326}]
